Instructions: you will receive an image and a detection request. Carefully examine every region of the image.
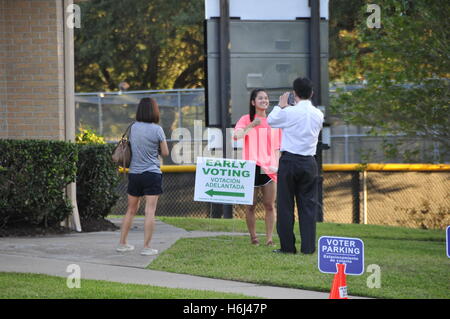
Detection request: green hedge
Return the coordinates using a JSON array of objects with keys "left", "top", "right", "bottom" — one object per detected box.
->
[
  {"left": 0, "top": 140, "right": 121, "bottom": 230},
  {"left": 76, "top": 144, "right": 120, "bottom": 221},
  {"left": 0, "top": 140, "right": 77, "bottom": 227}
]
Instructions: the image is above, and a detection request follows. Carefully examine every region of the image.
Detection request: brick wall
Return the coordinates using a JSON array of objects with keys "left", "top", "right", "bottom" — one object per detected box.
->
[{"left": 0, "top": 0, "right": 66, "bottom": 140}]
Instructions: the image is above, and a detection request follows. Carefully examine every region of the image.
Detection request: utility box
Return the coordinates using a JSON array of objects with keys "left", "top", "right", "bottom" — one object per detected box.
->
[{"left": 205, "top": 0, "right": 329, "bottom": 126}]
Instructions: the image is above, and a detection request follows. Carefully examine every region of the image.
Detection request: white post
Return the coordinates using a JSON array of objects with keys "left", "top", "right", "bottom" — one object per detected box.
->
[
  {"left": 98, "top": 94, "right": 103, "bottom": 135},
  {"left": 344, "top": 125, "right": 349, "bottom": 163},
  {"left": 64, "top": 0, "right": 82, "bottom": 232},
  {"left": 177, "top": 90, "right": 182, "bottom": 129},
  {"left": 362, "top": 170, "right": 368, "bottom": 225}
]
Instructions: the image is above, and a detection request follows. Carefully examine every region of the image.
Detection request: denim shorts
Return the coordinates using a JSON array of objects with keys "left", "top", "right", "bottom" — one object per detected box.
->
[{"left": 127, "top": 171, "right": 163, "bottom": 197}]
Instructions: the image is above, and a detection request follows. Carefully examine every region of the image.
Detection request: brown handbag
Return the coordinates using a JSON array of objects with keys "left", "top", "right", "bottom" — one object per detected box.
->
[{"left": 112, "top": 122, "right": 134, "bottom": 169}]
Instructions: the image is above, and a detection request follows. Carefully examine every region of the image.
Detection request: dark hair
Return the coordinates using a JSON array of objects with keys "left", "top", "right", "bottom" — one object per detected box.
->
[
  {"left": 136, "top": 97, "right": 160, "bottom": 123},
  {"left": 249, "top": 88, "right": 267, "bottom": 121},
  {"left": 293, "top": 77, "right": 313, "bottom": 100}
]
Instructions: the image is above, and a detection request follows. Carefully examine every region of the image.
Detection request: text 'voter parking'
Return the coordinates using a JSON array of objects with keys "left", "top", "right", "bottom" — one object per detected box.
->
[{"left": 321, "top": 238, "right": 361, "bottom": 255}]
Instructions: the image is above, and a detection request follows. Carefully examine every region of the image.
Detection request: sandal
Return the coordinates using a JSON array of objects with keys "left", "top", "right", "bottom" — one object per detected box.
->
[
  {"left": 266, "top": 240, "right": 275, "bottom": 247},
  {"left": 251, "top": 237, "right": 260, "bottom": 246}
]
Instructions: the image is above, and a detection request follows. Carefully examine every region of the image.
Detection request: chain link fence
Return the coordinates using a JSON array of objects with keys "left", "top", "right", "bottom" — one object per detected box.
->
[
  {"left": 324, "top": 169, "right": 450, "bottom": 229},
  {"left": 111, "top": 166, "right": 450, "bottom": 230},
  {"left": 76, "top": 88, "right": 449, "bottom": 164}
]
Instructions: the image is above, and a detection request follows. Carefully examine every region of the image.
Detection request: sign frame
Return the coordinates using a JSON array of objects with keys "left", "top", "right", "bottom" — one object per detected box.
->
[
  {"left": 318, "top": 236, "right": 365, "bottom": 276},
  {"left": 194, "top": 157, "right": 256, "bottom": 205}
]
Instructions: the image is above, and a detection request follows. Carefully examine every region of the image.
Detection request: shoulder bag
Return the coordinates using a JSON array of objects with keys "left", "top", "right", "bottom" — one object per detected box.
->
[{"left": 112, "top": 122, "right": 134, "bottom": 169}]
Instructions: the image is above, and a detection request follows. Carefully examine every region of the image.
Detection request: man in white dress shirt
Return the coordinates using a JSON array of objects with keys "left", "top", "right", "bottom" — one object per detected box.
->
[{"left": 267, "top": 77, "right": 324, "bottom": 254}]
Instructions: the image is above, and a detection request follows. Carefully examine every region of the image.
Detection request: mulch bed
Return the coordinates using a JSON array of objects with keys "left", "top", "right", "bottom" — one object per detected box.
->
[{"left": 0, "top": 218, "right": 119, "bottom": 237}]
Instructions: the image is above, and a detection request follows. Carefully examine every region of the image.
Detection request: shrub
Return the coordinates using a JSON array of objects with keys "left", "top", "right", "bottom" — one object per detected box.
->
[
  {"left": 0, "top": 140, "right": 77, "bottom": 228},
  {"left": 403, "top": 200, "right": 450, "bottom": 230},
  {"left": 75, "top": 128, "right": 106, "bottom": 145},
  {"left": 0, "top": 166, "right": 10, "bottom": 228},
  {"left": 76, "top": 143, "right": 120, "bottom": 222}
]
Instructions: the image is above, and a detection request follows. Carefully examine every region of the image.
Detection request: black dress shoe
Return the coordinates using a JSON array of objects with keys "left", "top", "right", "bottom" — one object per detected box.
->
[{"left": 272, "top": 249, "right": 296, "bottom": 254}]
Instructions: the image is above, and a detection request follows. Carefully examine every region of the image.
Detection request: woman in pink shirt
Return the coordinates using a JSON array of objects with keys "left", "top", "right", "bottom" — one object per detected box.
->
[{"left": 233, "top": 89, "right": 281, "bottom": 246}]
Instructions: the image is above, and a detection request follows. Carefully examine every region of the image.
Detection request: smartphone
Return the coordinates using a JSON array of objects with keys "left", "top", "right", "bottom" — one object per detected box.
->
[{"left": 288, "top": 92, "right": 295, "bottom": 106}]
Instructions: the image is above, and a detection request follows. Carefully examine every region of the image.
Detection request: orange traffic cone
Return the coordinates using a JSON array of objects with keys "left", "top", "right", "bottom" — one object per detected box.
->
[{"left": 329, "top": 263, "right": 348, "bottom": 299}]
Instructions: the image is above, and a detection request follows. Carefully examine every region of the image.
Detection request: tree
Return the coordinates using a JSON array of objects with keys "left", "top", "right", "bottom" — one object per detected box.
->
[
  {"left": 74, "top": 0, "right": 205, "bottom": 92},
  {"left": 328, "top": 0, "right": 366, "bottom": 82},
  {"left": 330, "top": 0, "right": 450, "bottom": 162}
]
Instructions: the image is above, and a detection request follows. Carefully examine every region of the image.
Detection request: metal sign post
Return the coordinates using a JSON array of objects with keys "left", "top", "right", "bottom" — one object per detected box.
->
[
  {"left": 310, "top": 0, "right": 324, "bottom": 223},
  {"left": 219, "top": 0, "right": 233, "bottom": 218}
]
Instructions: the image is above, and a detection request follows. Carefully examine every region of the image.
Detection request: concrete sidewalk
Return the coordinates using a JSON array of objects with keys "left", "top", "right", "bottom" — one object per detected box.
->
[{"left": 0, "top": 218, "right": 361, "bottom": 299}]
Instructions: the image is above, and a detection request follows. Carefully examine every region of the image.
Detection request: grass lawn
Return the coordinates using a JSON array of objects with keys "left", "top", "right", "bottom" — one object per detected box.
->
[
  {"left": 151, "top": 217, "right": 449, "bottom": 299},
  {"left": 0, "top": 272, "right": 254, "bottom": 299}
]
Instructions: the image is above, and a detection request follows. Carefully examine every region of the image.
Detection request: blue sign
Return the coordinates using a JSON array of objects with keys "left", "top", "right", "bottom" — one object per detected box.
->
[
  {"left": 447, "top": 226, "right": 450, "bottom": 258},
  {"left": 318, "top": 236, "right": 364, "bottom": 275}
]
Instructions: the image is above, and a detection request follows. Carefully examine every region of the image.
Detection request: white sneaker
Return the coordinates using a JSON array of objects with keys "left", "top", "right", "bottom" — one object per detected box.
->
[
  {"left": 116, "top": 244, "right": 135, "bottom": 252},
  {"left": 140, "top": 248, "right": 159, "bottom": 256}
]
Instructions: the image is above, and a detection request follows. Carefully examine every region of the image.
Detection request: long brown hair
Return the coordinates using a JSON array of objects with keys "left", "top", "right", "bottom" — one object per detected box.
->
[
  {"left": 136, "top": 97, "right": 160, "bottom": 123},
  {"left": 249, "top": 88, "right": 267, "bottom": 121}
]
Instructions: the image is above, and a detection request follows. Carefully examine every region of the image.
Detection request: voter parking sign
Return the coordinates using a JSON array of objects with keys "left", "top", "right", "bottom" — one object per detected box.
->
[
  {"left": 447, "top": 226, "right": 449, "bottom": 258},
  {"left": 318, "top": 236, "right": 364, "bottom": 275},
  {"left": 194, "top": 157, "right": 256, "bottom": 205}
]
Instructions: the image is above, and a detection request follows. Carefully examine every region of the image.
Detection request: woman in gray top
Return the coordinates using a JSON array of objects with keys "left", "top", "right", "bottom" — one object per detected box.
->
[{"left": 117, "top": 98, "right": 169, "bottom": 256}]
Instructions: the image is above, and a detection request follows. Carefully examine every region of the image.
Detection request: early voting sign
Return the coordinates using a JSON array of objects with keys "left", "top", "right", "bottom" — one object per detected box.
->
[
  {"left": 194, "top": 157, "right": 256, "bottom": 205},
  {"left": 318, "top": 236, "right": 364, "bottom": 275}
]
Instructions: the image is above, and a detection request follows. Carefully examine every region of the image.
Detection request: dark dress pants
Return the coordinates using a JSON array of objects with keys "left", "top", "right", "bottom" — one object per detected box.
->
[{"left": 276, "top": 152, "right": 318, "bottom": 254}]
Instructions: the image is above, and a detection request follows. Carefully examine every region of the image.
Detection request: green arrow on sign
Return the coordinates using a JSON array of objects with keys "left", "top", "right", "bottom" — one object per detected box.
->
[{"left": 205, "top": 189, "right": 245, "bottom": 198}]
